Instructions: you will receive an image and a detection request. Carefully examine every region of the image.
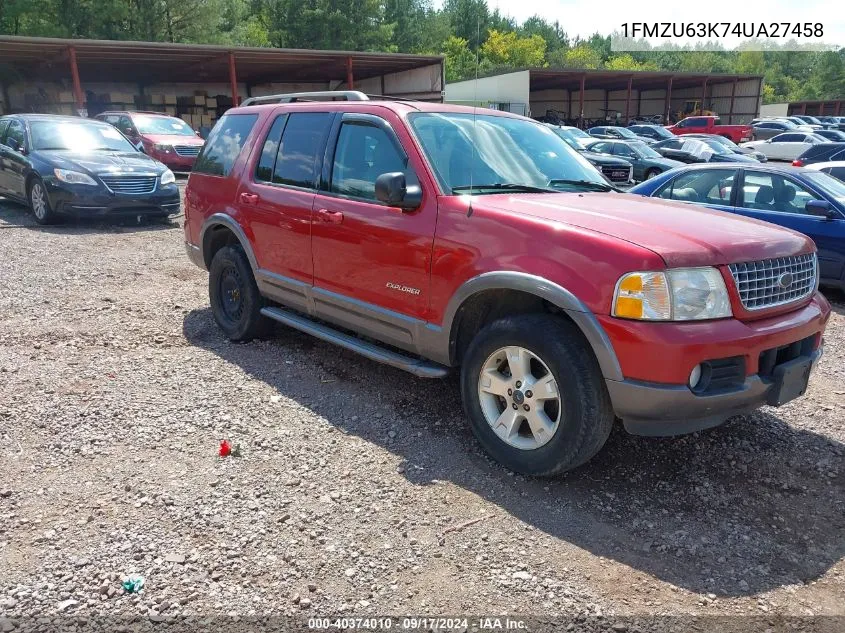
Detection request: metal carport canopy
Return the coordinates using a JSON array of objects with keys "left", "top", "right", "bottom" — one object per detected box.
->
[
  {"left": 527, "top": 68, "right": 762, "bottom": 92},
  {"left": 0, "top": 35, "right": 443, "bottom": 85}
]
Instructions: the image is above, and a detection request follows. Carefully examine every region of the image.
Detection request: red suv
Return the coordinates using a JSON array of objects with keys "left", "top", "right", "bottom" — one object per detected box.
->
[
  {"left": 183, "top": 92, "right": 831, "bottom": 476},
  {"left": 96, "top": 111, "right": 205, "bottom": 171}
]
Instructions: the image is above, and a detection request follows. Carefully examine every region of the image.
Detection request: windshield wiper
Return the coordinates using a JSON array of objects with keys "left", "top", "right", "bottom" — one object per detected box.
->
[
  {"left": 451, "top": 183, "right": 558, "bottom": 194},
  {"left": 548, "top": 179, "right": 619, "bottom": 192}
]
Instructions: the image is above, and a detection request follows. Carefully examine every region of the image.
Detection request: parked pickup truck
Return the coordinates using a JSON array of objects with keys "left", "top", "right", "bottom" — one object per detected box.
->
[
  {"left": 184, "top": 91, "right": 830, "bottom": 476},
  {"left": 667, "top": 116, "right": 753, "bottom": 144}
]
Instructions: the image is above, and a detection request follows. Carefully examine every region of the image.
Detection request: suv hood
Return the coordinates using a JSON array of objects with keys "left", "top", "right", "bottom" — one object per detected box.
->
[
  {"left": 40, "top": 150, "right": 165, "bottom": 175},
  {"left": 478, "top": 192, "right": 812, "bottom": 268}
]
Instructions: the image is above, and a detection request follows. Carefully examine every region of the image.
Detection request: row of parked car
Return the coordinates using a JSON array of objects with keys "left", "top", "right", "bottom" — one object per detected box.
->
[
  {"left": 0, "top": 110, "right": 203, "bottom": 224},
  {"left": 0, "top": 94, "right": 838, "bottom": 476}
]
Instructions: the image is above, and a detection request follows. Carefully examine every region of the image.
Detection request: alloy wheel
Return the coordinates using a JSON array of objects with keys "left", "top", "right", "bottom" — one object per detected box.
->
[
  {"left": 477, "top": 346, "right": 561, "bottom": 450},
  {"left": 31, "top": 183, "right": 47, "bottom": 220}
]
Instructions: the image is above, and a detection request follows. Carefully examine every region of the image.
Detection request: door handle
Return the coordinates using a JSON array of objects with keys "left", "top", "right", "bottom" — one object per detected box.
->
[
  {"left": 239, "top": 192, "right": 259, "bottom": 205},
  {"left": 316, "top": 208, "right": 344, "bottom": 224}
]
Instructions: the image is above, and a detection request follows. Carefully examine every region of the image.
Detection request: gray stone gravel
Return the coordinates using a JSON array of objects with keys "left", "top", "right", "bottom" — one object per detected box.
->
[{"left": 1, "top": 187, "right": 843, "bottom": 630}]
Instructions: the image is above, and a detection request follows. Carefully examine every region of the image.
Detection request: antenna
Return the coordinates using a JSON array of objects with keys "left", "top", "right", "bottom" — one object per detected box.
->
[{"left": 467, "top": 11, "right": 481, "bottom": 218}]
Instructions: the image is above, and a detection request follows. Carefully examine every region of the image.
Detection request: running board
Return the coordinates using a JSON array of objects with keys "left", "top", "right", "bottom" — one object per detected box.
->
[{"left": 260, "top": 307, "right": 449, "bottom": 379}]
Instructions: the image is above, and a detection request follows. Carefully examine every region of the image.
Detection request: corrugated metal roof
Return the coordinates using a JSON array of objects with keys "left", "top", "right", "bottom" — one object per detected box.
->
[
  {"left": 450, "top": 68, "right": 762, "bottom": 92},
  {"left": 0, "top": 35, "right": 443, "bottom": 84}
]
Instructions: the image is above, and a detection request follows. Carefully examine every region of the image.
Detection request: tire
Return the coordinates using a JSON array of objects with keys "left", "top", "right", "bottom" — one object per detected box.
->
[
  {"left": 28, "top": 177, "right": 58, "bottom": 225},
  {"left": 644, "top": 168, "right": 660, "bottom": 181},
  {"left": 460, "top": 314, "right": 613, "bottom": 477},
  {"left": 208, "top": 245, "right": 272, "bottom": 342}
]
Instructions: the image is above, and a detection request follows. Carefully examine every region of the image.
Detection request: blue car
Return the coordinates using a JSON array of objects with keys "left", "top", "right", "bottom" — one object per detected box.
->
[{"left": 630, "top": 163, "right": 845, "bottom": 289}]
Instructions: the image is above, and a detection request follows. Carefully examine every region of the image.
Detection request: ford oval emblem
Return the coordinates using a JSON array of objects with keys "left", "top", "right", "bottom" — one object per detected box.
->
[{"left": 778, "top": 272, "right": 794, "bottom": 289}]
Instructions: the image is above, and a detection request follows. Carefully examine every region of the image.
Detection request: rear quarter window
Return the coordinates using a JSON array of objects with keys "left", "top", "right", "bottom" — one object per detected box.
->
[{"left": 193, "top": 113, "right": 259, "bottom": 177}]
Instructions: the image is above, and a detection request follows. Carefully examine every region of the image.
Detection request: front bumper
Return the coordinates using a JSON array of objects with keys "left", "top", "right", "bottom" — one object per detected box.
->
[
  {"left": 46, "top": 180, "right": 181, "bottom": 218},
  {"left": 599, "top": 293, "right": 831, "bottom": 435},
  {"left": 152, "top": 152, "right": 197, "bottom": 171},
  {"left": 607, "top": 347, "right": 822, "bottom": 436}
]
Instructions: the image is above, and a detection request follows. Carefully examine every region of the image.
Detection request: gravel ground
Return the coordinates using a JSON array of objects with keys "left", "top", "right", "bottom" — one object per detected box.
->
[{"left": 1, "top": 183, "right": 844, "bottom": 632}]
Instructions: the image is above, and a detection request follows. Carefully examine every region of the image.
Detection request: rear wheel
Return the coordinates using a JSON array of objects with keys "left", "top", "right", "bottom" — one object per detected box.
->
[
  {"left": 460, "top": 314, "right": 613, "bottom": 476},
  {"left": 209, "top": 245, "right": 271, "bottom": 342},
  {"left": 28, "top": 178, "right": 57, "bottom": 225}
]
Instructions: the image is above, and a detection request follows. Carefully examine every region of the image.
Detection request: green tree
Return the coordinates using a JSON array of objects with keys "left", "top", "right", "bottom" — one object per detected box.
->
[
  {"left": 443, "top": 34, "right": 476, "bottom": 82},
  {"left": 549, "top": 44, "right": 602, "bottom": 69},
  {"left": 442, "top": 0, "right": 488, "bottom": 50},
  {"left": 480, "top": 29, "right": 545, "bottom": 69},
  {"left": 520, "top": 16, "right": 567, "bottom": 54},
  {"left": 605, "top": 53, "right": 657, "bottom": 71}
]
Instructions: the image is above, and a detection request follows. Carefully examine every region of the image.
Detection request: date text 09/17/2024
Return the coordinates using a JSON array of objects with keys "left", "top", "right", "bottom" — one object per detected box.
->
[{"left": 307, "top": 617, "right": 527, "bottom": 630}]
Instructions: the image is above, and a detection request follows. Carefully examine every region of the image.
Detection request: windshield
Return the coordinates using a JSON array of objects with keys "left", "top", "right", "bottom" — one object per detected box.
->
[
  {"left": 567, "top": 127, "right": 592, "bottom": 139},
  {"left": 643, "top": 126, "right": 673, "bottom": 139},
  {"left": 697, "top": 138, "right": 732, "bottom": 155},
  {"left": 550, "top": 127, "right": 585, "bottom": 151},
  {"left": 410, "top": 113, "right": 608, "bottom": 193},
  {"left": 133, "top": 115, "right": 196, "bottom": 136},
  {"left": 801, "top": 116, "right": 822, "bottom": 125},
  {"left": 804, "top": 171, "right": 845, "bottom": 203},
  {"left": 613, "top": 127, "right": 639, "bottom": 139},
  {"left": 30, "top": 120, "right": 137, "bottom": 152},
  {"left": 629, "top": 141, "right": 662, "bottom": 158}
]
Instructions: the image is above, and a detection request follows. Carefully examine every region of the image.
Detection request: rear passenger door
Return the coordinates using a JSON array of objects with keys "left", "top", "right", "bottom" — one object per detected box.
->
[
  {"left": 310, "top": 111, "right": 437, "bottom": 352},
  {"left": 655, "top": 168, "right": 739, "bottom": 213},
  {"left": 239, "top": 111, "right": 333, "bottom": 308}
]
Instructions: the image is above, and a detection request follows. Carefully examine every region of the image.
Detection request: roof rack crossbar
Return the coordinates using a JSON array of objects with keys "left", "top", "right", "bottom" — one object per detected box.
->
[{"left": 241, "top": 90, "right": 370, "bottom": 106}]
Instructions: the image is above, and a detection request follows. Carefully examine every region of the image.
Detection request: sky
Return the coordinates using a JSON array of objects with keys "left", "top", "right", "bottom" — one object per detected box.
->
[{"left": 433, "top": 0, "right": 845, "bottom": 50}]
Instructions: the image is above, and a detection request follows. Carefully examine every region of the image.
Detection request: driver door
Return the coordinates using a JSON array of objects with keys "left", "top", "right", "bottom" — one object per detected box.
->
[
  {"left": 0, "top": 119, "right": 28, "bottom": 199},
  {"left": 310, "top": 111, "right": 437, "bottom": 351}
]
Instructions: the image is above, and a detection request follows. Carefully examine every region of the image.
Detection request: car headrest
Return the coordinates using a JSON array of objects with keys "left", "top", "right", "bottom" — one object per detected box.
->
[{"left": 755, "top": 185, "right": 775, "bottom": 204}]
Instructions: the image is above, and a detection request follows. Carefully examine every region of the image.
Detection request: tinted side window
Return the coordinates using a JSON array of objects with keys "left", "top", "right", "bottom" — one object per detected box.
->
[
  {"left": 255, "top": 115, "right": 288, "bottom": 182},
  {"left": 613, "top": 143, "right": 635, "bottom": 157},
  {"left": 590, "top": 142, "right": 611, "bottom": 153},
  {"left": 688, "top": 118, "right": 707, "bottom": 128},
  {"left": 0, "top": 119, "right": 9, "bottom": 142},
  {"left": 656, "top": 169, "right": 737, "bottom": 204},
  {"left": 193, "top": 114, "right": 258, "bottom": 177},
  {"left": 273, "top": 113, "right": 332, "bottom": 188},
  {"left": 5, "top": 120, "right": 25, "bottom": 149},
  {"left": 740, "top": 172, "right": 815, "bottom": 214},
  {"left": 330, "top": 122, "right": 409, "bottom": 201}
]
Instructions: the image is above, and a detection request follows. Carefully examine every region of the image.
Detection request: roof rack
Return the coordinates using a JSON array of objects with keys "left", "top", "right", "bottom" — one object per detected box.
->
[{"left": 241, "top": 90, "right": 370, "bottom": 106}]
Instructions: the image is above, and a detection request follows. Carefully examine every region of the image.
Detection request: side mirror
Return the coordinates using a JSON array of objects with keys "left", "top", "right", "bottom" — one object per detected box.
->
[
  {"left": 375, "top": 172, "right": 422, "bottom": 210},
  {"left": 806, "top": 199, "right": 837, "bottom": 219}
]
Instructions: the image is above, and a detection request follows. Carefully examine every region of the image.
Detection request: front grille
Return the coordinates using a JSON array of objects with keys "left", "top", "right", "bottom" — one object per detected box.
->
[
  {"left": 174, "top": 145, "right": 201, "bottom": 157},
  {"left": 728, "top": 254, "right": 817, "bottom": 311},
  {"left": 601, "top": 165, "right": 632, "bottom": 182},
  {"left": 100, "top": 175, "right": 158, "bottom": 195}
]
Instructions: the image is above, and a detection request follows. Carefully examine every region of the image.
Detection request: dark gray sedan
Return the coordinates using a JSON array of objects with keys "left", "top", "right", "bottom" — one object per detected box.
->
[{"left": 584, "top": 139, "right": 683, "bottom": 181}]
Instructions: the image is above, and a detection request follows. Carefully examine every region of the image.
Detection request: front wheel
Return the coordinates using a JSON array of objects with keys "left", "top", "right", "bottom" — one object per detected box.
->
[
  {"left": 209, "top": 245, "right": 271, "bottom": 342},
  {"left": 460, "top": 314, "right": 613, "bottom": 477},
  {"left": 28, "top": 178, "right": 58, "bottom": 225},
  {"left": 644, "top": 168, "right": 660, "bottom": 180}
]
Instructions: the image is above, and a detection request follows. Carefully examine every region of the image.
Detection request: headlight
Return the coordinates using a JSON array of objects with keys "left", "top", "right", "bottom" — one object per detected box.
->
[
  {"left": 160, "top": 169, "right": 176, "bottom": 185},
  {"left": 153, "top": 143, "right": 173, "bottom": 153},
  {"left": 613, "top": 267, "right": 732, "bottom": 321},
  {"left": 53, "top": 169, "right": 97, "bottom": 186}
]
